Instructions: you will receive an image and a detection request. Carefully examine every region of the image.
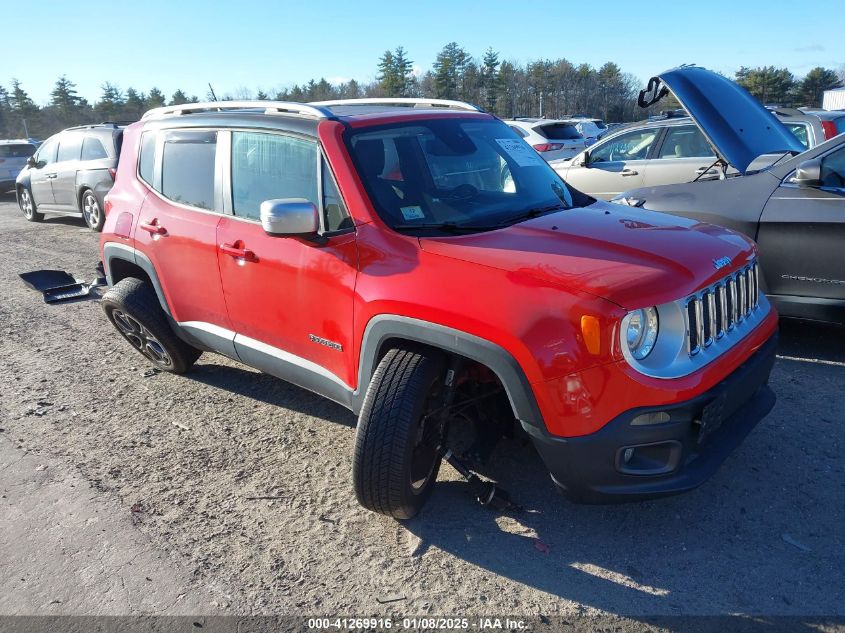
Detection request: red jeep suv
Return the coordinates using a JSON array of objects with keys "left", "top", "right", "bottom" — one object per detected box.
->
[{"left": 99, "top": 98, "right": 778, "bottom": 518}]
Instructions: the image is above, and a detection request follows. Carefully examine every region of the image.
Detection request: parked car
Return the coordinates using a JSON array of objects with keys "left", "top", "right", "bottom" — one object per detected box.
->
[
  {"left": 550, "top": 116, "right": 724, "bottom": 199},
  {"left": 614, "top": 66, "right": 843, "bottom": 326},
  {"left": 564, "top": 117, "right": 608, "bottom": 145},
  {"left": 503, "top": 118, "right": 587, "bottom": 161},
  {"left": 99, "top": 97, "right": 777, "bottom": 519},
  {"left": 770, "top": 107, "right": 841, "bottom": 150},
  {"left": 0, "top": 139, "right": 37, "bottom": 193},
  {"left": 15, "top": 123, "right": 125, "bottom": 231}
]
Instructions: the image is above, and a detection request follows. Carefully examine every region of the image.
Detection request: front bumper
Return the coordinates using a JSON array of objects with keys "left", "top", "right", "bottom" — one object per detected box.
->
[{"left": 531, "top": 332, "right": 778, "bottom": 503}]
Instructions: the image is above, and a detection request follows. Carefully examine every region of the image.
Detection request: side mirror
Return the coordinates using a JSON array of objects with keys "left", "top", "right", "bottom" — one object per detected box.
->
[
  {"left": 26, "top": 156, "right": 36, "bottom": 168},
  {"left": 792, "top": 158, "right": 822, "bottom": 188},
  {"left": 259, "top": 198, "right": 319, "bottom": 237}
]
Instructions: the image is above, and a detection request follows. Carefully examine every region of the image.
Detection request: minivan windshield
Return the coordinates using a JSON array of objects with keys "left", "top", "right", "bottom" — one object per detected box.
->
[{"left": 345, "top": 118, "right": 592, "bottom": 235}]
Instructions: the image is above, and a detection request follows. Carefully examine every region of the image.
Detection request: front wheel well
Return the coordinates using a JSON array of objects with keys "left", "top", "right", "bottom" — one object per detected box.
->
[{"left": 372, "top": 337, "right": 515, "bottom": 419}]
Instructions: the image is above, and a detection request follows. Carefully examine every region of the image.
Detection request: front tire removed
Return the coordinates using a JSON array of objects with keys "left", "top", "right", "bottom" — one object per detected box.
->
[
  {"left": 102, "top": 278, "right": 201, "bottom": 374},
  {"left": 353, "top": 347, "right": 446, "bottom": 519}
]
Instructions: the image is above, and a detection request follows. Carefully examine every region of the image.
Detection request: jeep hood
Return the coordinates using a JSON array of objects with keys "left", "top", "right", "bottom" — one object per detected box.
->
[
  {"left": 420, "top": 201, "right": 755, "bottom": 310},
  {"left": 641, "top": 66, "right": 804, "bottom": 174}
]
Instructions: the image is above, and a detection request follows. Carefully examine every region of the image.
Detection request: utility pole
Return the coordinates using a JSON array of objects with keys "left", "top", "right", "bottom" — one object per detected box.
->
[{"left": 22, "top": 118, "right": 29, "bottom": 138}]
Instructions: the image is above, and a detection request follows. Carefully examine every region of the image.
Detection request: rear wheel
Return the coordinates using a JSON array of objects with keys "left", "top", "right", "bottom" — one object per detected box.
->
[
  {"left": 19, "top": 187, "right": 44, "bottom": 222},
  {"left": 102, "top": 278, "right": 201, "bottom": 374},
  {"left": 81, "top": 189, "right": 104, "bottom": 231},
  {"left": 353, "top": 347, "right": 446, "bottom": 519}
]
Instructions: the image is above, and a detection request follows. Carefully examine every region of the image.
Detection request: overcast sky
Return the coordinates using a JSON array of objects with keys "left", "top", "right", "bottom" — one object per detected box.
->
[{"left": 7, "top": 0, "right": 843, "bottom": 104}]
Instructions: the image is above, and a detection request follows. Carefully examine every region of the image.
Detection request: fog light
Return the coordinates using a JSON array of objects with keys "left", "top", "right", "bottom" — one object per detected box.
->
[
  {"left": 631, "top": 411, "right": 671, "bottom": 426},
  {"left": 623, "top": 447, "right": 635, "bottom": 463}
]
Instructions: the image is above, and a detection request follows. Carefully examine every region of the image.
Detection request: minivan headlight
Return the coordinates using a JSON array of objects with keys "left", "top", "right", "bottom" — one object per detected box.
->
[{"left": 625, "top": 307, "right": 659, "bottom": 360}]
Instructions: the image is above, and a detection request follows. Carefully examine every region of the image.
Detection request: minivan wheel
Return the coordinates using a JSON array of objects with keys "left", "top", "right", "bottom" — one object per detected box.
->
[
  {"left": 19, "top": 187, "right": 44, "bottom": 222},
  {"left": 81, "top": 189, "right": 104, "bottom": 231},
  {"left": 102, "top": 278, "right": 201, "bottom": 374},
  {"left": 353, "top": 347, "right": 446, "bottom": 519}
]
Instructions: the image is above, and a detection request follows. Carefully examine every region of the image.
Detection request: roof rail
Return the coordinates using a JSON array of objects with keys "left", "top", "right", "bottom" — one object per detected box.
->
[
  {"left": 310, "top": 98, "right": 483, "bottom": 112},
  {"left": 63, "top": 122, "right": 132, "bottom": 131},
  {"left": 141, "top": 100, "right": 333, "bottom": 120}
]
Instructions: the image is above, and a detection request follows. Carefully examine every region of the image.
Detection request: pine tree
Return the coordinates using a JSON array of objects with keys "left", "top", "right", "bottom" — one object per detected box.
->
[
  {"left": 480, "top": 48, "right": 501, "bottom": 112},
  {"left": 433, "top": 42, "right": 468, "bottom": 100},
  {"left": 11, "top": 79, "right": 38, "bottom": 117},
  {"left": 97, "top": 83, "right": 125, "bottom": 120},
  {"left": 377, "top": 50, "right": 398, "bottom": 96},
  {"left": 169, "top": 90, "right": 190, "bottom": 105},
  {"left": 798, "top": 67, "right": 841, "bottom": 107},
  {"left": 256, "top": 90, "right": 268, "bottom": 100},
  {"left": 393, "top": 46, "right": 414, "bottom": 97},
  {"left": 145, "top": 88, "right": 166, "bottom": 109},
  {"left": 50, "top": 75, "right": 83, "bottom": 117}
]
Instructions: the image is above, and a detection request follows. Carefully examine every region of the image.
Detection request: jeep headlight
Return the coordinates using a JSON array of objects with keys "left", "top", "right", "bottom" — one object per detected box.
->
[{"left": 624, "top": 307, "right": 659, "bottom": 360}]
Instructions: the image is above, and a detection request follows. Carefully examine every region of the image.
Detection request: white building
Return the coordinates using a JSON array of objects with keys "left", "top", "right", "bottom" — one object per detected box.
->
[{"left": 822, "top": 87, "right": 845, "bottom": 111}]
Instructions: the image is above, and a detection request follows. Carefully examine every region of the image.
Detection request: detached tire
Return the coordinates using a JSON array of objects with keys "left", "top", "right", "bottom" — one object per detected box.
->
[
  {"left": 353, "top": 347, "right": 446, "bottom": 519},
  {"left": 19, "top": 187, "right": 44, "bottom": 222},
  {"left": 102, "top": 278, "right": 201, "bottom": 374}
]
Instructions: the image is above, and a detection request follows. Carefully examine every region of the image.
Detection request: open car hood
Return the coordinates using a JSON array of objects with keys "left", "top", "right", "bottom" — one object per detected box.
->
[{"left": 640, "top": 66, "right": 804, "bottom": 174}]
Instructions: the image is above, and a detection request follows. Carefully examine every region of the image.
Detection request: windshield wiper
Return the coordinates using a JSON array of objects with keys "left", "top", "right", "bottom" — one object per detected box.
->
[
  {"left": 494, "top": 203, "right": 569, "bottom": 227},
  {"left": 392, "top": 221, "right": 500, "bottom": 233}
]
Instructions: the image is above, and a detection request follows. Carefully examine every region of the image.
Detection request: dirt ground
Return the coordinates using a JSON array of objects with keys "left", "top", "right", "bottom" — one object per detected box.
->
[{"left": 0, "top": 192, "right": 843, "bottom": 625}]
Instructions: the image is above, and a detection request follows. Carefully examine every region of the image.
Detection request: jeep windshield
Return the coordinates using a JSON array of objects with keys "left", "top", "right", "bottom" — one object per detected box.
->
[{"left": 345, "top": 118, "right": 593, "bottom": 235}]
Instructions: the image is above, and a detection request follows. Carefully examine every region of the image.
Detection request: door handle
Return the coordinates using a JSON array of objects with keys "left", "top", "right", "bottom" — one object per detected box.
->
[
  {"left": 696, "top": 167, "right": 717, "bottom": 175},
  {"left": 621, "top": 169, "right": 639, "bottom": 176},
  {"left": 139, "top": 219, "right": 168, "bottom": 236},
  {"left": 220, "top": 242, "right": 257, "bottom": 263},
  {"left": 46, "top": 173, "right": 57, "bottom": 179}
]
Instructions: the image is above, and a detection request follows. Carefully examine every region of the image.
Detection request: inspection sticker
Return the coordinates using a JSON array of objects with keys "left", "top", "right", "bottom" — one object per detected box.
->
[
  {"left": 400, "top": 205, "right": 426, "bottom": 220},
  {"left": 496, "top": 138, "right": 544, "bottom": 167}
]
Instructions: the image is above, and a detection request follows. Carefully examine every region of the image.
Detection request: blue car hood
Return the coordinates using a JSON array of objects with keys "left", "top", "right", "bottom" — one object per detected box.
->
[{"left": 641, "top": 66, "right": 804, "bottom": 174}]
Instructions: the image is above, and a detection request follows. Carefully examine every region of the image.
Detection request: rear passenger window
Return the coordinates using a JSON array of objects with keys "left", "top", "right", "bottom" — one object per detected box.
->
[
  {"left": 231, "top": 131, "right": 317, "bottom": 221},
  {"left": 57, "top": 134, "right": 82, "bottom": 162},
  {"left": 160, "top": 130, "right": 217, "bottom": 211},
  {"left": 138, "top": 132, "right": 156, "bottom": 185},
  {"left": 81, "top": 136, "right": 109, "bottom": 161}
]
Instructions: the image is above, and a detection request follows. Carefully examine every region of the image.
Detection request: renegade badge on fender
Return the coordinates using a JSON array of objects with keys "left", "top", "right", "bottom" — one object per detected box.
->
[{"left": 99, "top": 98, "right": 778, "bottom": 518}]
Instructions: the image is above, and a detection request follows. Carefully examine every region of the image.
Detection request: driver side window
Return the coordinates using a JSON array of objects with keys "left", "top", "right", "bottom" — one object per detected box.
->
[
  {"left": 589, "top": 129, "right": 657, "bottom": 163},
  {"left": 35, "top": 138, "right": 59, "bottom": 167},
  {"left": 820, "top": 146, "right": 845, "bottom": 189}
]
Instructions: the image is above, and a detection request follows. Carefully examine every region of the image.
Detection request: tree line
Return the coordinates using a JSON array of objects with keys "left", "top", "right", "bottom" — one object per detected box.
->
[{"left": 1, "top": 42, "right": 842, "bottom": 140}]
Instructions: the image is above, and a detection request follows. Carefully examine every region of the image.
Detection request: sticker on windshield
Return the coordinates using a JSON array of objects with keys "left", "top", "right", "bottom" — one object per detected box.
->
[
  {"left": 400, "top": 205, "right": 426, "bottom": 221},
  {"left": 496, "top": 138, "right": 544, "bottom": 167}
]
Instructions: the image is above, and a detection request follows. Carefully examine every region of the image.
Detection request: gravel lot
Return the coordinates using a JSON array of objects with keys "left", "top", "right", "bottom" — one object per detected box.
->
[{"left": 0, "top": 191, "right": 843, "bottom": 625}]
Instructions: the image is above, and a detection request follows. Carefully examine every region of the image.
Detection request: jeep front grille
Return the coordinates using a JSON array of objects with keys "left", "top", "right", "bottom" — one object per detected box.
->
[{"left": 685, "top": 261, "right": 759, "bottom": 356}]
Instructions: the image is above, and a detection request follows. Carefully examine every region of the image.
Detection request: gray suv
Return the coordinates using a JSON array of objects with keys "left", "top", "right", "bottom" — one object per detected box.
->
[
  {"left": 15, "top": 123, "right": 124, "bottom": 231},
  {"left": 1, "top": 139, "right": 37, "bottom": 193}
]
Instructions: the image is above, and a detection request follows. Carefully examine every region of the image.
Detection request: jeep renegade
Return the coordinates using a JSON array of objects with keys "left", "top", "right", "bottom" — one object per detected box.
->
[{"left": 99, "top": 98, "right": 778, "bottom": 518}]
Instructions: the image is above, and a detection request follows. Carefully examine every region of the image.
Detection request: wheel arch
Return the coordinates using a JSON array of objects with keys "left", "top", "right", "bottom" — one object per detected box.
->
[
  {"left": 354, "top": 315, "right": 546, "bottom": 435},
  {"left": 102, "top": 242, "right": 171, "bottom": 317}
]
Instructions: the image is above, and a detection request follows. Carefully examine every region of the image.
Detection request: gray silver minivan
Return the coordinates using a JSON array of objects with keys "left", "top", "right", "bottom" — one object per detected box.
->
[{"left": 15, "top": 123, "right": 124, "bottom": 231}]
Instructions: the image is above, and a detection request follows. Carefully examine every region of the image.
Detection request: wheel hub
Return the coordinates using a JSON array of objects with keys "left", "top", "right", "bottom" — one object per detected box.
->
[{"left": 111, "top": 309, "right": 172, "bottom": 367}]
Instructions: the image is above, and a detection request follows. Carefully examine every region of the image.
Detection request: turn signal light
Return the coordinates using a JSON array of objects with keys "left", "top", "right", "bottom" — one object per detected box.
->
[
  {"left": 580, "top": 315, "right": 601, "bottom": 355},
  {"left": 533, "top": 143, "right": 564, "bottom": 152}
]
